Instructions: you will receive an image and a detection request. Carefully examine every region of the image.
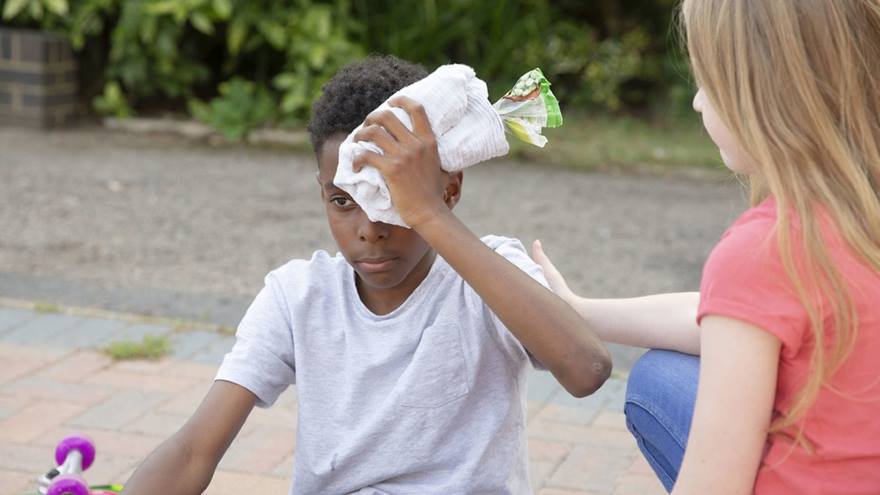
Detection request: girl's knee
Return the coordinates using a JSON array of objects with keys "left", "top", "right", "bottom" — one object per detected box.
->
[
  {"left": 625, "top": 349, "right": 700, "bottom": 431},
  {"left": 627, "top": 349, "right": 693, "bottom": 399}
]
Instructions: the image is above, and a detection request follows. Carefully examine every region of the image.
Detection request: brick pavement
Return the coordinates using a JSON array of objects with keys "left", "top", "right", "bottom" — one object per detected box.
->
[{"left": 0, "top": 304, "right": 664, "bottom": 495}]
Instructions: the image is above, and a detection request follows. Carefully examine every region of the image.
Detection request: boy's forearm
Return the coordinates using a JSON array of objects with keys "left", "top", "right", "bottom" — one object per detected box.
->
[
  {"left": 123, "top": 381, "right": 256, "bottom": 495},
  {"left": 416, "top": 210, "right": 611, "bottom": 397},
  {"left": 123, "top": 433, "right": 214, "bottom": 495},
  {"left": 570, "top": 293, "right": 701, "bottom": 355}
]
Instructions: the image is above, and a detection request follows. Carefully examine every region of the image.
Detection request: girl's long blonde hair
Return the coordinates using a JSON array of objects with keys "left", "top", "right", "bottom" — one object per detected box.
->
[{"left": 681, "top": 0, "right": 880, "bottom": 446}]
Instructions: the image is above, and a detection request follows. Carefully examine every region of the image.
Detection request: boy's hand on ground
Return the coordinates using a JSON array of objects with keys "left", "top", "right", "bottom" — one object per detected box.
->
[
  {"left": 352, "top": 96, "right": 450, "bottom": 228},
  {"left": 531, "top": 240, "right": 576, "bottom": 303}
]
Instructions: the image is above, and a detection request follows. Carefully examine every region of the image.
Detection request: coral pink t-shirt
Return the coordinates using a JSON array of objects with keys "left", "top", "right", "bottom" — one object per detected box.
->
[{"left": 697, "top": 197, "right": 880, "bottom": 494}]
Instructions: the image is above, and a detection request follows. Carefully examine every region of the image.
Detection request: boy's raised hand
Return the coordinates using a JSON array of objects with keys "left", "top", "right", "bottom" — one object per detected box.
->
[
  {"left": 355, "top": 96, "right": 611, "bottom": 397},
  {"left": 352, "top": 96, "right": 451, "bottom": 228}
]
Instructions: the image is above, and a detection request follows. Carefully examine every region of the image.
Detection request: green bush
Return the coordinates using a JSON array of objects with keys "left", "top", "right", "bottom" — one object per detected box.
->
[
  {"left": 1, "top": 0, "right": 693, "bottom": 138},
  {"left": 2, "top": 0, "right": 364, "bottom": 138},
  {"left": 218, "top": 0, "right": 364, "bottom": 127},
  {"left": 188, "top": 77, "right": 274, "bottom": 140},
  {"left": 351, "top": 0, "right": 667, "bottom": 111}
]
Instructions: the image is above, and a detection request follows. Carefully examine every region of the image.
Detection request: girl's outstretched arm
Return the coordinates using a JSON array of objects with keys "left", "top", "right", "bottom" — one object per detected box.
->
[
  {"left": 531, "top": 240, "right": 701, "bottom": 355},
  {"left": 122, "top": 380, "right": 257, "bottom": 495},
  {"left": 673, "top": 315, "right": 779, "bottom": 495}
]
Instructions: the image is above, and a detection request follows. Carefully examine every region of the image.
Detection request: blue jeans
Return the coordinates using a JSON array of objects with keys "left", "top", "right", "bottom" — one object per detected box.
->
[{"left": 624, "top": 349, "right": 700, "bottom": 492}]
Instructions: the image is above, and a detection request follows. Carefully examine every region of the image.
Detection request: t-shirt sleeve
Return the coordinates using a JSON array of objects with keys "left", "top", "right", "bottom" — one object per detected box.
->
[
  {"left": 215, "top": 272, "right": 296, "bottom": 408},
  {"left": 697, "top": 220, "right": 808, "bottom": 356},
  {"left": 469, "top": 236, "right": 550, "bottom": 370}
]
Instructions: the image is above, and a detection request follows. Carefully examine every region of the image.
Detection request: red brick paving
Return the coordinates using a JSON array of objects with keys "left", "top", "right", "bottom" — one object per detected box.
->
[{"left": 0, "top": 345, "right": 664, "bottom": 495}]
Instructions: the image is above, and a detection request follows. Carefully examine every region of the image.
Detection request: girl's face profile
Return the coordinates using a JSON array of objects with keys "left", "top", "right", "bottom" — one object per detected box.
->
[{"left": 693, "top": 88, "right": 756, "bottom": 175}]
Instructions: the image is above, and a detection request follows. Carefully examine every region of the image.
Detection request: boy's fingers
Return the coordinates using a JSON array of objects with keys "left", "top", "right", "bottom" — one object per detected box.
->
[
  {"left": 352, "top": 150, "right": 390, "bottom": 174},
  {"left": 363, "top": 110, "right": 416, "bottom": 145},
  {"left": 388, "top": 96, "right": 432, "bottom": 138},
  {"left": 353, "top": 124, "right": 399, "bottom": 155}
]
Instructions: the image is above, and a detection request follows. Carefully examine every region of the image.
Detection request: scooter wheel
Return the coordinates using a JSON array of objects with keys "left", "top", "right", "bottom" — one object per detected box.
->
[
  {"left": 47, "top": 474, "right": 91, "bottom": 495},
  {"left": 55, "top": 435, "right": 96, "bottom": 471}
]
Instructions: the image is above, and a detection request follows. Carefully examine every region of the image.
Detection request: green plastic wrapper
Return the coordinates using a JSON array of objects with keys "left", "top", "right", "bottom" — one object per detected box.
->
[{"left": 492, "top": 68, "right": 563, "bottom": 148}]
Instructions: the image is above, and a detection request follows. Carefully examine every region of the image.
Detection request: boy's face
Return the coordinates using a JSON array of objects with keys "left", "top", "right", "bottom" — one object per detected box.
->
[{"left": 317, "top": 133, "right": 437, "bottom": 290}]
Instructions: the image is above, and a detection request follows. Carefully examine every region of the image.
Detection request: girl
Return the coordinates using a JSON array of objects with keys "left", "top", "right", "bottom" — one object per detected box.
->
[{"left": 532, "top": 0, "right": 880, "bottom": 493}]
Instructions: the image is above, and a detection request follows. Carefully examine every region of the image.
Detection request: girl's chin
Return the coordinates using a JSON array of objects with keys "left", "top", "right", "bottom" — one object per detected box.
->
[
  {"left": 719, "top": 149, "right": 752, "bottom": 174},
  {"left": 720, "top": 149, "right": 732, "bottom": 168}
]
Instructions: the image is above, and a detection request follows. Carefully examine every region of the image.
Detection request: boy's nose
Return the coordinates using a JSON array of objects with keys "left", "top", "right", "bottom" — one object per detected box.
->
[{"left": 358, "top": 218, "right": 390, "bottom": 243}]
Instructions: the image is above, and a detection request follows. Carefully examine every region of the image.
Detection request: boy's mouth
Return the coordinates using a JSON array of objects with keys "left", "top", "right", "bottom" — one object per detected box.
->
[{"left": 355, "top": 257, "right": 399, "bottom": 273}]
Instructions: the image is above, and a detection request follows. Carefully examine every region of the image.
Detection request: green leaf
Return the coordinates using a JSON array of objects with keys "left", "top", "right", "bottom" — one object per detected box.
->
[
  {"left": 190, "top": 12, "right": 214, "bottom": 35},
  {"left": 145, "top": 0, "right": 177, "bottom": 15},
  {"left": 1, "top": 0, "right": 29, "bottom": 20},
  {"left": 307, "top": 44, "right": 327, "bottom": 68},
  {"left": 212, "top": 0, "right": 231, "bottom": 19},
  {"left": 227, "top": 19, "right": 248, "bottom": 55},
  {"left": 27, "top": 0, "right": 42, "bottom": 19},
  {"left": 280, "top": 89, "right": 306, "bottom": 114},
  {"left": 308, "top": 7, "right": 331, "bottom": 39},
  {"left": 155, "top": 28, "right": 178, "bottom": 58},
  {"left": 258, "top": 21, "right": 286, "bottom": 49},
  {"left": 44, "top": 0, "right": 67, "bottom": 16},
  {"left": 272, "top": 73, "right": 298, "bottom": 90},
  {"left": 138, "top": 16, "right": 158, "bottom": 43}
]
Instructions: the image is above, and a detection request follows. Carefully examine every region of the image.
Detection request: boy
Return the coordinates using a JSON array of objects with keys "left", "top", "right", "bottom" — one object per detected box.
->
[{"left": 122, "top": 55, "right": 610, "bottom": 495}]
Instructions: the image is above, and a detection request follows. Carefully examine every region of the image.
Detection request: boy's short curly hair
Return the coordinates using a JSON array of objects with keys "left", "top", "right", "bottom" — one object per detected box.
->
[{"left": 307, "top": 55, "right": 429, "bottom": 154}]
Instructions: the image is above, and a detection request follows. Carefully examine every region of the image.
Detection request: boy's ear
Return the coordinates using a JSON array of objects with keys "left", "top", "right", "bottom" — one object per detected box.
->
[{"left": 443, "top": 171, "right": 464, "bottom": 209}]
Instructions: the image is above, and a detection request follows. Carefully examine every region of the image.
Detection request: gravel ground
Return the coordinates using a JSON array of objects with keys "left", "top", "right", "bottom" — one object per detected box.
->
[{"left": 0, "top": 126, "right": 747, "bottom": 368}]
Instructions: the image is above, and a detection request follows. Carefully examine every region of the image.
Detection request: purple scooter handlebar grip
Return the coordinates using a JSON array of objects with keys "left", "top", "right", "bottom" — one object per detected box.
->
[{"left": 55, "top": 435, "right": 96, "bottom": 471}]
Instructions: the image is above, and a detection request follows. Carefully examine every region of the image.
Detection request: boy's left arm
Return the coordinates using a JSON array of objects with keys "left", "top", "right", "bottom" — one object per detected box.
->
[{"left": 353, "top": 97, "right": 611, "bottom": 397}]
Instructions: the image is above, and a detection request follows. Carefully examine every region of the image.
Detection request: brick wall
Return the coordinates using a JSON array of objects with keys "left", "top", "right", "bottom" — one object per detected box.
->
[{"left": 0, "top": 28, "right": 78, "bottom": 128}]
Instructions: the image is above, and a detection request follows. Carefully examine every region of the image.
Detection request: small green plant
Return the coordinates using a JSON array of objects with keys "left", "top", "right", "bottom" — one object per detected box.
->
[
  {"left": 104, "top": 335, "right": 171, "bottom": 360},
  {"left": 33, "top": 301, "right": 62, "bottom": 313},
  {"left": 189, "top": 77, "right": 275, "bottom": 140},
  {"left": 93, "top": 81, "right": 133, "bottom": 118}
]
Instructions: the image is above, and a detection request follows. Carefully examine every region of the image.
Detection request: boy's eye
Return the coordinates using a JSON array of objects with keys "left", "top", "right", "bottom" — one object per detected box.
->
[{"left": 331, "top": 196, "right": 354, "bottom": 207}]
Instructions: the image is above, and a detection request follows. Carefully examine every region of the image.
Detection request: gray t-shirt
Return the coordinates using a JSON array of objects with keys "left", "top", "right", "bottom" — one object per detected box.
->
[{"left": 215, "top": 235, "right": 548, "bottom": 494}]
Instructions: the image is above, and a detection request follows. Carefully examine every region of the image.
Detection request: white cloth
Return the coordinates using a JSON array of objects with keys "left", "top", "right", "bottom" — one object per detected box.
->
[
  {"left": 334, "top": 64, "right": 509, "bottom": 227},
  {"left": 215, "top": 236, "right": 547, "bottom": 494}
]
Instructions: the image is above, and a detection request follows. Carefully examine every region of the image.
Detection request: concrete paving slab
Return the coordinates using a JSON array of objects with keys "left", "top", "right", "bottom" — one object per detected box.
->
[
  {"left": 169, "top": 330, "right": 223, "bottom": 360},
  {"left": 2, "top": 313, "right": 86, "bottom": 347},
  {"left": 62, "top": 317, "right": 130, "bottom": 349},
  {"left": 0, "top": 307, "right": 38, "bottom": 335}
]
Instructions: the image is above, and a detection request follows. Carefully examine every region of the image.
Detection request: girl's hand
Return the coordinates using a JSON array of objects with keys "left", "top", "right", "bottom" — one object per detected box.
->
[
  {"left": 531, "top": 240, "right": 576, "bottom": 302},
  {"left": 352, "top": 96, "right": 449, "bottom": 229}
]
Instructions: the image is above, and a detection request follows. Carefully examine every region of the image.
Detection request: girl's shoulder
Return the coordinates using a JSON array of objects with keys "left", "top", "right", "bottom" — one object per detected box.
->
[
  {"left": 711, "top": 197, "right": 781, "bottom": 269},
  {"left": 699, "top": 197, "right": 808, "bottom": 352},
  {"left": 725, "top": 195, "right": 778, "bottom": 235}
]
